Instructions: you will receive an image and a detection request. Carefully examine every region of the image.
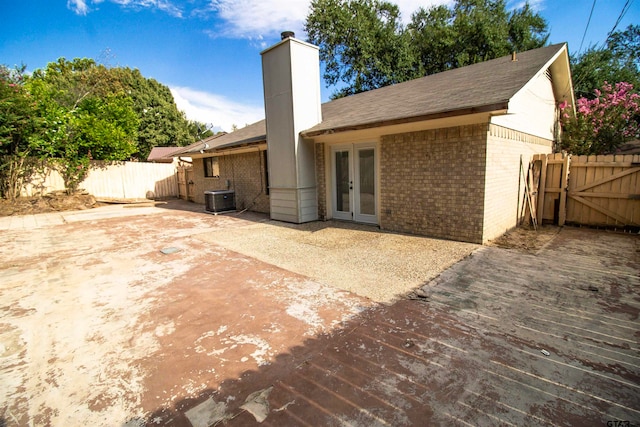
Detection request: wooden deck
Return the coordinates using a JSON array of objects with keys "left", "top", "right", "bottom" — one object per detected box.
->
[{"left": 213, "top": 227, "right": 639, "bottom": 426}]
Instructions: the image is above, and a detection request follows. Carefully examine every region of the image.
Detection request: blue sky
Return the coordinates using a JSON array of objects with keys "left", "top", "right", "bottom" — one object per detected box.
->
[{"left": 1, "top": 0, "right": 638, "bottom": 132}]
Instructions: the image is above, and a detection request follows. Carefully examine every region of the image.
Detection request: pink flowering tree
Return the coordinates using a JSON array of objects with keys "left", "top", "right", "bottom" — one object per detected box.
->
[{"left": 559, "top": 82, "right": 640, "bottom": 155}]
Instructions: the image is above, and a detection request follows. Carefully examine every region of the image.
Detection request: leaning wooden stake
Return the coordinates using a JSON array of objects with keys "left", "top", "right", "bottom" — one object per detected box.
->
[{"left": 520, "top": 157, "right": 537, "bottom": 230}]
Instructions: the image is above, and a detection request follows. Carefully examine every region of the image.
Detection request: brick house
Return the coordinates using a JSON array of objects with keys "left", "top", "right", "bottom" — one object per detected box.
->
[{"left": 172, "top": 34, "right": 574, "bottom": 244}]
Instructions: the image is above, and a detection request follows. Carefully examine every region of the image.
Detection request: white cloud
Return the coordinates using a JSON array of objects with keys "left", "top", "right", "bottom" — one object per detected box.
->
[
  {"left": 68, "top": 0, "right": 89, "bottom": 15},
  {"left": 67, "top": 0, "right": 183, "bottom": 17},
  {"left": 205, "top": 0, "right": 454, "bottom": 40},
  {"left": 67, "top": 0, "right": 542, "bottom": 31},
  {"left": 112, "top": 0, "right": 184, "bottom": 17},
  {"left": 207, "top": 0, "right": 311, "bottom": 39},
  {"left": 170, "top": 86, "right": 264, "bottom": 133},
  {"left": 66, "top": 0, "right": 469, "bottom": 36},
  {"left": 507, "top": 0, "right": 545, "bottom": 11}
]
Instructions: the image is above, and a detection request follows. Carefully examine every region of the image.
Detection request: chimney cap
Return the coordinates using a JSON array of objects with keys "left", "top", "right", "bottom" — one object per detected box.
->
[{"left": 281, "top": 31, "right": 295, "bottom": 40}]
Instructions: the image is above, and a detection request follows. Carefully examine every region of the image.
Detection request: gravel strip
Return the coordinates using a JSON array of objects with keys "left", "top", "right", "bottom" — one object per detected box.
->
[{"left": 195, "top": 219, "right": 479, "bottom": 304}]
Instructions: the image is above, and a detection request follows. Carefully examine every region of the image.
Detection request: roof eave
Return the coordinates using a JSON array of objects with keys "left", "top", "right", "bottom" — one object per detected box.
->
[
  {"left": 175, "top": 136, "right": 266, "bottom": 156},
  {"left": 214, "top": 135, "right": 267, "bottom": 150},
  {"left": 302, "top": 102, "right": 509, "bottom": 138},
  {"left": 549, "top": 44, "right": 576, "bottom": 116},
  {"left": 513, "top": 43, "right": 574, "bottom": 117}
]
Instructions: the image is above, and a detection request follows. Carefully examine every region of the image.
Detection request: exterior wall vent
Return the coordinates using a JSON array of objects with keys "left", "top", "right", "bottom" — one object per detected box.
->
[{"left": 204, "top": 190, "right": 236, "bottom": 213}]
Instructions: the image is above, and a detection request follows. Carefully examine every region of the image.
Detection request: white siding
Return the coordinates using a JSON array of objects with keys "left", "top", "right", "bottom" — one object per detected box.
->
[
  {"left": 298, "top": 187, "right": 318, "bottom": 223},
  {"left": 491, "top": 70, "right": 557, "bottom": 140},
  {"left": 269, "top": 187, "right": 318, "bottom": 223},
  {"left": 269, "top": 188, "right": 299, "bottom": 222}
]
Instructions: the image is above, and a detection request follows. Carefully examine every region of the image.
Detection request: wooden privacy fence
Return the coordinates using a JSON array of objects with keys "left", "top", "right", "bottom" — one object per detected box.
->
[
  {"left": 18, "top": 160, "right": 179, "bottom": 200},
  {"left": 82, "top": 161, "right": 178, "bottom": 200},
  {"left": 526, "top": 153, "right": 640, "bottom": 228}
]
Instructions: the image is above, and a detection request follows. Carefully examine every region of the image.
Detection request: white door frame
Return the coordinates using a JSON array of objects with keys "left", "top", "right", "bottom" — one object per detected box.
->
[{"left": 330, "top": 142, "right": 378, "bottom": 224}]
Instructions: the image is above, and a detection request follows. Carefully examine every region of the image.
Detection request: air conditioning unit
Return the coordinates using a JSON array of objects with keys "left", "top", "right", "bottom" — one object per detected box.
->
[{"left": 204, "top": 190, "right": 236, "bottom": 213}]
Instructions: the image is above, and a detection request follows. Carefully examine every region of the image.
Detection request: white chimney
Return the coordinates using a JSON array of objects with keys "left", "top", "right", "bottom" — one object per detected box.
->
[{"left": 261, "top": 32, "right": 322, "bottom": 223}]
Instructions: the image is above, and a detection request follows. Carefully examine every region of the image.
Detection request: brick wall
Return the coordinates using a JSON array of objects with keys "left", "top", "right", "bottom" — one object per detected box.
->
[
  {"left": 191, "top": 150, "right": 270, "bottom": 213},
  {"left": 315, "top": 142, "right": 327, "bottom": 220},
  {"left": 482, "top": 124, "right": 553, "bottom": 242},
  {"left": 380, "top": 124, "right": 488, "bottom": 243}
]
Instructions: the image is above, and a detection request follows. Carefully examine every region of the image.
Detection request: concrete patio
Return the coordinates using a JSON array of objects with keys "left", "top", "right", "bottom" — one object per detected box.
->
[{"left": 0, "top": 200, "right": 637, "bottom": 426}]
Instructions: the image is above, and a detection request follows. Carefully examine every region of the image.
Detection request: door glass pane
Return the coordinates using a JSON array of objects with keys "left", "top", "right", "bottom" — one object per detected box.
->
[
  {"left": 358, "top": 149, "right": 375, "bottom": 215},
  {"left": 335, "top": 151, "right": 350, "bottom": 212}
]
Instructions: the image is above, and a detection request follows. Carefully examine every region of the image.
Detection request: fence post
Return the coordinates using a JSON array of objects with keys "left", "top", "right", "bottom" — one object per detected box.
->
[
  {"left": 558, "top": 154, "right": 570, "bottom": 226},
  {"left": 536, "top": 154, "right": 548, "bottom": 226}
]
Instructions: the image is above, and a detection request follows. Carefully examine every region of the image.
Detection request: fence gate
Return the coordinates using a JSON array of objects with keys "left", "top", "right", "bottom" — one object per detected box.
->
[
  {"left": 186, "top": 169, "right": 195, "bottom": 201},
  {"left": 566, "top": 155, "right": 640, "bottom": 227},
  {"left": 177, "top": 167, "right": 195, "bottom": 202},
  {"left": 532, "top": 153, "right": 640, "bottom": 228}
]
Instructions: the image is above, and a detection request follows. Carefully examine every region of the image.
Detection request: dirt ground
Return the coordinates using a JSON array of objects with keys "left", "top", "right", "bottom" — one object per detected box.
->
[
  {"left": 488, "top": 223, "right": 562, "bottom": 252},
  {"left": 0, "top": 193, "right": 102, "bottom": 216}
]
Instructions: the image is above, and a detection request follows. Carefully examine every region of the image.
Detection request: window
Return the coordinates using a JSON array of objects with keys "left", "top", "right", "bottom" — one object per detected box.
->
[{"left": 204, "top": 157, "right": 219, "bottom": 178}]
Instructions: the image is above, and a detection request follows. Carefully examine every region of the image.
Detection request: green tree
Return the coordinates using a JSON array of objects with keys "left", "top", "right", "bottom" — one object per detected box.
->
[
  {"left": 187, "top": 121, "right": 214, "bottom": 141},
  {"left": 571, "top": 25, "right": 640, "bottom": 99},
  {"left": 26, "top": 60, "right": 140, "bottom": 192},
  {"left": 109, "top": 67, "right": 194, "bottom": 158},
  {"left": 506, "top": 2, "right": 549, "bottom": 53},
  {"left": 305, "top": 0, "right": 418, "bottom": 98},
  {"left": 0, "top": 65, "right": 38, "bottom": 157},
  {"left": 305, "top": 0, "right": 548, "bottom": 97},
  {"left": 410, "top": 0, "right": 547, "bottom": 69},
  {"left": 406, "top": 5, "right": 456, "bottom": 76},
  {"left": 31, "top": 58, "right": 198, "bottom": 160},
  {"left": 2, "top": 57, "right": 211, "bottom": 196},
  {"left": 0, "top": 65, "right": 41, "bottom": 199}
]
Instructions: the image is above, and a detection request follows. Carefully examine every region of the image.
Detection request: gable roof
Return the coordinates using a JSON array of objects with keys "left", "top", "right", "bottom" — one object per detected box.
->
[
  {"left": 177, "top": 43, "right": 571, "bottom": 155},
  {"left": 304, "top": 43, "right": 570, "bottom": 136},
  {"left": 147, "top": 146, "right": 182, "bottom": 162}
]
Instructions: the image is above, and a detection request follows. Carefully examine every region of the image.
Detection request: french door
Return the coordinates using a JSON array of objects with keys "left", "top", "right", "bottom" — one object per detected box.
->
[{"left": 331, "top": 143, "right": 377, "bottom": 224}]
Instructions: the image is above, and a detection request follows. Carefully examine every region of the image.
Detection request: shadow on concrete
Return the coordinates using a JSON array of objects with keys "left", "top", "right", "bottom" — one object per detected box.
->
[
  {"left": 154, "top": 198, "right": 385, "bottom": 235},
  {"left": 123, "top": 263, "right": 640, "bottom": 426},
  {"left": 121, "top": 204, "right": 640, "bottom": 426},
  {"left": 123, "top": 300, "right": 442, "bottom": 426}
]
